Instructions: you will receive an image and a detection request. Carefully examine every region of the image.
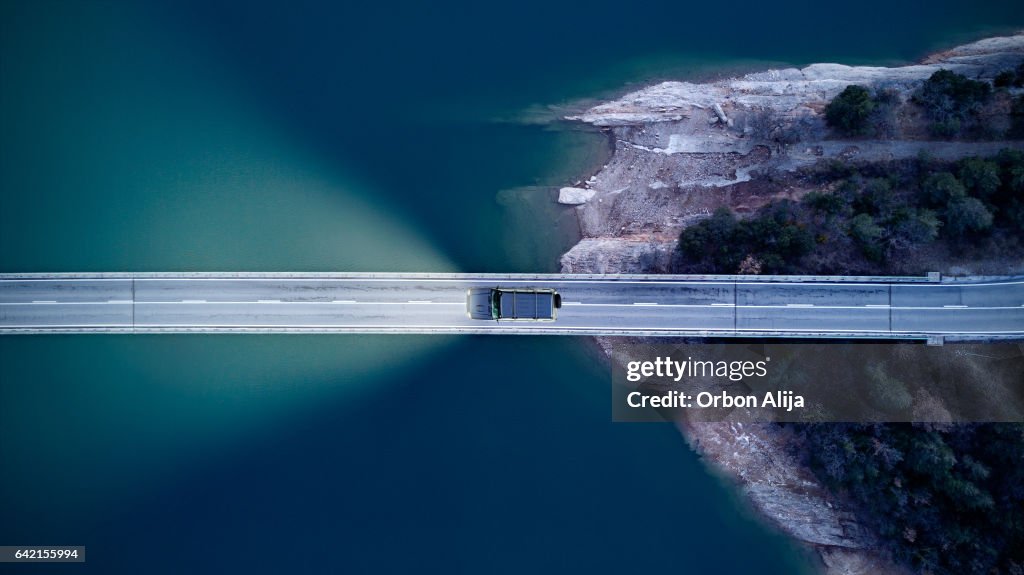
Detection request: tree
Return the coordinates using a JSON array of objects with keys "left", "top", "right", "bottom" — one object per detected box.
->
[
  {"left": 994, "top": 70, "right": 1016, "bottom": 88},
  {"left": 920, "top": 172, "right": 966, "bottom": 207},
  {"left": 994, "top": 149, "right": 1024, "bottom": 229},
  {"left": 794, "top": 421, "right": 1024, "bottom": 575},
  {"left": 995, "top": 149, "right": 1024, "bottom": 195},
  {"left": 854, "top": 178, "right": 897, "bottom": 215},
  {"left": 849, "top": 213, "right": 885, "bottom": 261},
  {"left": 866, "top": 362, "right": 913, "bottom": 413},
  {"left": 892, "top": 208, "right": 940, "bottom": 246},
  {"left": 678, "top": 208, "right": 743, "bottom": 271},
  {"left": 945, "top": 196, "right": 993, "bottom": 238},
  {"left": 914, "top": 70, "right": 992, "bottom": 138},
  {"left": 918, "top": 70, "right": 992, "bottom": 110},
  {"left": 958, "top": 158, "right": 1001, "bottom": 199},
  {"left": 1009, "top": 95, "right": 1024, "bottom": 140},
  {"left": 804, "top": 190, "right": 847, "bottom": 216},
  {"left": 886, "top": 207, "right": 940, "bottom": 253},
  {"left": 868, "top": 86, "right": 901, "bottom": 139},
  {"left": 825, "top": 85, "right": 875, "bottom": 136},
  {"left": 775, "top": 224, "right": 815, "bottom": 259},
  {"left": 678, "top": 203, "right": 815, "bottom": 274}
]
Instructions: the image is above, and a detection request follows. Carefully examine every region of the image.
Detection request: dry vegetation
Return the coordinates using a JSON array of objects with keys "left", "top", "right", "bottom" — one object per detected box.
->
[
  {"left": 663, "top": 69, "right": 1024, "bottom": 575},
  {"left": 672, "top": 150, "right": 1024, "bottom": 276}
]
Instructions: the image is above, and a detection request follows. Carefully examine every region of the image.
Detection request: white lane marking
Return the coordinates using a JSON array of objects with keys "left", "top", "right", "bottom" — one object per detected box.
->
[
  {"left": 632, "top": 302, "right": 659, "bottom": 306},
  {"left": 5, "top": 301, "right": 1019, "bottom": 310},
  {"left": 561, "top": 301, "right": 582, "bottom": 305},
  {"left": 786, "top": 303, "right": 813, "bottom": 307},
  {"left": 553, "top": 302, "right": 708, "bottom": 308},
  {"left": 134, "top": 301, "right": 464, "bottom": 306},
  {"left": 107, "top": 300, "right": 132, "bottom": 304},
  {"left": 407, "top": 300, "right": 432, "bottom": 304},
  {"left": 711, "top": 303, "right": 734, "bottom": 306},
  {"left": 3, "top": 275, "right": 1023, "bottom": 292},
  {"left": 943, "top": 305, "right": 968, "bottom": 308},
  {"left": 898, "top": 281, "right": 1024, "bottom": 288},
  {"left": 0, "top": 279, "right": 134, "bottom": 282},
  {"left": 562, "top": 303, "right": 1024, "bottom": 310},
  {"left": 866, "top": 304, "right": 890, "bottom": 308},
  {"left": 1, "top": 302, "right": 127, "bottom": 306},
  {"left": 31, "top": 300, "right": 58, "bottom": 303},
  {"left": 2, "top": 325, "right": 134, "bottom": 328},
  {"left": 257, "top": 300, "right": 281, "bottom": 303},
  {"left": 25, "top": 324, "right": 1014, "bottom": 335},
  {"left": 740, "top": 305, "right": 935, "bottom": 310},
  {"left": 181, "top": 299, "right": 207, "bottom": 303}
]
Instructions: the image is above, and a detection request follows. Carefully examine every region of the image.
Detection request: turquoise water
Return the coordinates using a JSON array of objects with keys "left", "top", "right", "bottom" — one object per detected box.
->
[{"left": 2, "top": 1, "right": 1022, "bottom": 572}]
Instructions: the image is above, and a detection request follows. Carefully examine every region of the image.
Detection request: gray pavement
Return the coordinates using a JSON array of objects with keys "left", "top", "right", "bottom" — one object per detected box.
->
[{"left": 1, "top": 273, "right": 1022, "bottom": 340}]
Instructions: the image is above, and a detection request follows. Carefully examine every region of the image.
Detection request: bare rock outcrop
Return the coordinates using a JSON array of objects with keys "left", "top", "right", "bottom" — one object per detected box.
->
[
  {"left": 568, "top": 34, "right": 1024, "bottom": 128},
  {"left": 557, "top": 187, "right": 597, "bottom": 205},
  {"left": 561, "top": 238, "right": 675, "bottom": 274},
  {"left": 680, "top": 421, "right": 871, "bottom": 549},
  {"left": 560, "top": 33, "right": 1024, "bottom": 279},
  {"left": 558, "top": 33, "right": 1024, "bottom": 574}
]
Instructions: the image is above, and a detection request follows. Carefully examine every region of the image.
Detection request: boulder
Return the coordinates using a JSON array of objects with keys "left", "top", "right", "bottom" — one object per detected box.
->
[{"left": 557, "top": 187, "right": 597, "bottom": 205}]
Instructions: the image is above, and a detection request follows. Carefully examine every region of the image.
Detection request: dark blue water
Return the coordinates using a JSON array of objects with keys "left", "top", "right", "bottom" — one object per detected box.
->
[{"left": 2, "top": 1, "right": 1022, "bottom": 573}]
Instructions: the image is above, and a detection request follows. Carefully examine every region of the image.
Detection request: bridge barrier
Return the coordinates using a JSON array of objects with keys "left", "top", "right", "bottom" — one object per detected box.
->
[{"left": 0, "top": 271, "right": 945, "bottom": 283}]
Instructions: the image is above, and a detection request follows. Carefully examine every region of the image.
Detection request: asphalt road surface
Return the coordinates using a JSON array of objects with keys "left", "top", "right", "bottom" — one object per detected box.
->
[{"left": 2, "top": 274, "right": 1022, "bottom": 340}]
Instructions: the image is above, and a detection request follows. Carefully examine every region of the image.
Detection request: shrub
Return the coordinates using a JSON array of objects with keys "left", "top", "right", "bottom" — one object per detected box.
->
[
  {"left": 984, "top": 149, "right": 1024, "bottom": 230},
  {"left": 914, "top": 70, "right": 992, "bottom": 138},
  {"left": 1009, "top": 95, "right": 1024, "bottom": 140},
  {"left": 866, "top": 363, "right": 913, "bottom": 413},
  {"left": 804, "top": 191, "right": 846, "bottom": 216},
  {"left": 854, "top": 178, "right": 897, "bottom": 215},
  {"left": 958, "top": 158, "right": 1000, "bottom": 199},
  {"left": 996, "top": 149, "right": 1024, "bottom": 190},
  {"left": 868, "top": 86, "right": 901, "bottom": 139},
  {"left": 683, "top": 149, "right": 1020, "bottom": 275},
  {"left": 918, "top": 70, "right": 992, "bottom": 111},
  {"left": 678, "top": 208, "right": 743, "bottom": 271},
  {"left": 920, "top": 172, "right": 966, "bottom": 206},
  {"left": 792, "top": 422, "right": 1024, "bottom": 575},
  {"left": 930, "top": 117, "right": 962, "bottom": 139},
  {"left": 825, "top": 85, "right": 875, "bottom": 136},
  {"left": 849, "top": 213, "right": 885, "bottom": 261},
  {"left": 677, "top": 204, "right": 813, "bottom": 273},
  {"left": 993, "top": 70, "right": 1015, "bottom": 88},
  {"left": 891, "top": 208, "right": 940, "bottom": 246},
  {"left": 945, "top": 196, "right": 993, "bottom": 238},
  {"left": 774, "top": 223, "right": 816, "bottom": 259}
]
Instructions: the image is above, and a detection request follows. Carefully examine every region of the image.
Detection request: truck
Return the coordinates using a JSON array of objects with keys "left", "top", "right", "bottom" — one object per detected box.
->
[{"left": 466, "top": 287, "right": 562, "bottom": 321}]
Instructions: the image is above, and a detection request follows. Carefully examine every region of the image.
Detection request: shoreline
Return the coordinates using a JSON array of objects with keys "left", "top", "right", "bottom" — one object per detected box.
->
[{"left": 555, "top": 32, "right": 1024, "bottom": 575}]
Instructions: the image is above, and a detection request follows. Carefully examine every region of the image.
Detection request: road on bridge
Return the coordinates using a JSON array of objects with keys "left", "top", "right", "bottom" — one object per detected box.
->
[{"left": 1, "top": 273, "right": 1022, "bottom": 340}]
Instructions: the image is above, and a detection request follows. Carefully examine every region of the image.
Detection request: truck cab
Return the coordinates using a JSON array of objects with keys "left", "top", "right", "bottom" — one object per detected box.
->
[{"left": 466, "top": 287, "right": 562, "bottom": 321}]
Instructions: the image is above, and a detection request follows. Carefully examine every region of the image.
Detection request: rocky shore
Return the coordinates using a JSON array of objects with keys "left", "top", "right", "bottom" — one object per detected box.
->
[{"left": 558, "top": 34, "right": 1024, "bottom": 574}]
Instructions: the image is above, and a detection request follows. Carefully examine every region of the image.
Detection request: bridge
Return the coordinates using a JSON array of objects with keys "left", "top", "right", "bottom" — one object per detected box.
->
[{"left": 1, "top": 273, "right": 1023, "bottom": 341}]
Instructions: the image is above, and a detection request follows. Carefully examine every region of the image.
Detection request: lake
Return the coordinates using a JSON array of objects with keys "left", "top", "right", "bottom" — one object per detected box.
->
[{"left": 2, "top": 1, "right": 1021, "bottom": 572}]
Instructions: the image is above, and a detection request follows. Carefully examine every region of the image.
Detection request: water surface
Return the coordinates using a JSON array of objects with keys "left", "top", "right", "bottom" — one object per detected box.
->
[{"left": 3, "top": 1, "right": 1022, "bottom": 572}]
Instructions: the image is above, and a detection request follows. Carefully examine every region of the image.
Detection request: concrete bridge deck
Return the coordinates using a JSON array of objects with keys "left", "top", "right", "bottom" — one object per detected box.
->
[{"left": 1, "top": 273, "right": 1022, "bottom": 340}]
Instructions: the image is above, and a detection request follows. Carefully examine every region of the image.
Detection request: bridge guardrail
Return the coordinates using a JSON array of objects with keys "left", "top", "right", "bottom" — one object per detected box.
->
[{"left": 0, "top": 271, "right": 945, "bottom": 283}]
